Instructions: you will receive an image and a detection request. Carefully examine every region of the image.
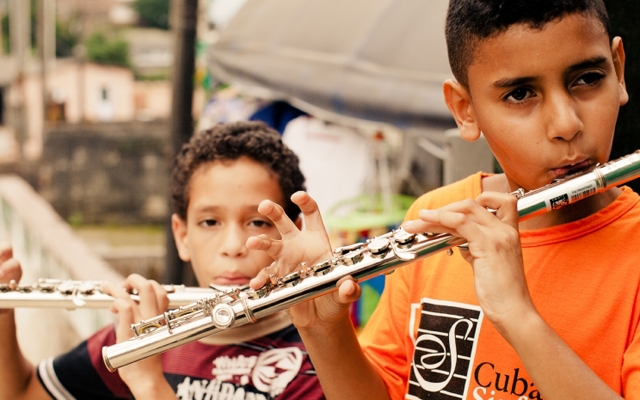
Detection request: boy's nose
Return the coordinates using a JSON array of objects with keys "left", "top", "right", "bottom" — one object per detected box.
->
[
  {"left": 220, "top": 225, "right": 248, "bottom": 257},
  {"left": 546, "top": 93, "right": 584, "bottom": 142}
]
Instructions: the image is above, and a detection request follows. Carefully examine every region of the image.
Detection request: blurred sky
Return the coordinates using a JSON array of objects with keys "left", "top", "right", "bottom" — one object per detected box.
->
[{"left": 208, "top": 0, "right": 249, "bottom": 30}]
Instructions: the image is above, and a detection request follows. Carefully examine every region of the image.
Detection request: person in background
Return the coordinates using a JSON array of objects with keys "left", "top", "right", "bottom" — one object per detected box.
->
[
  {"left": 247, "top": 0, "right": 640, "bottom": 399},
  {"left": 0, "top": 121, "right": 325, "bottom": 400}
]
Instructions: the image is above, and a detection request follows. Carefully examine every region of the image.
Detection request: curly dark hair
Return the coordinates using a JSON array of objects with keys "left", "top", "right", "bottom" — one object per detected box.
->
[
  {"left": 171, "top": 121, "right": 306, "bottom": 221},
  {"left": 446, "top": 0, "right": 611, "bottom": 88}
]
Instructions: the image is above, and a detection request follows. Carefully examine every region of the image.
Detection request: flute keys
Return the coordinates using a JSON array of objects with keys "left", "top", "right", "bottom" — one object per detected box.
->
[
  {"left": 17, "top": 283, "right": 35, "bottom": 293},
  {"left": 341, "top": 249, "right": 365, "bottom": 266},
  {"left": 367, "top": 238, "right": 390, "bottom": 258},
  {"left": 134, "top": 320, "right": 163, "bottom": 336},
  {"left": 211, "top": 303, "right": 236, "bottom": 329},
  {"left": 78, "top": 283, "right": 96, "bottom": 295},
  {"left": 393, "top": 230, "right": 416, "bottom": 246},
  {"left": 250, "top": 286, "right": 270, "bottom": 299},
  {"left": 312, "top": 260, "right": 333, "bottom": 276},
  {"left": 57, "top": 282, "right": 75, "bottom": 295},
  {"left": 172, "top": 307, "right": 198, "bottom": 319},
  {"left": 334, "top": 243, "right": 364, "bottom": 256},
  {"left": 38, "top": 281, "right": 57, "bottom": 293},
  {"left": 281, "top": 271, "right": 302, "bottom": 287}
]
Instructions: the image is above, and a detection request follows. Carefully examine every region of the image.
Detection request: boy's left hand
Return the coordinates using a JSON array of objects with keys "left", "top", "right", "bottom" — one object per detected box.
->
[
  {"left": 248, "top": 191, "right": 361, "bottom": 330},
  {"left": 402, "top": 192, "right": 536, "bottom": 331}
]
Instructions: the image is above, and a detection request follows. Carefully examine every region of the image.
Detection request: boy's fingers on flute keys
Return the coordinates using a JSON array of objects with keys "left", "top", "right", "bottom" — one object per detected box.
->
[
  {"left": 0, "top": 257, "right": 21, "bottom": 283},
  {"left": 246, "top": 234, "right": 283, "bottom": 257},
  {"left": 250, "top": 262, "right": 276, "bottom": 290},
  {"left": 0, "top": 243, "right": 13, "bottom": 263},
  {"left": 123, "top": 274, "right": 168, "bottom": 318},
  {"left": 257, "top": 199, "right": 300, "bottom": 238},
  {"left": 337, "top": 278, "right": 362, "bottom": 304},
  {"left": 291, "top": 192, "right": 326, "bottom": 233},
  {"left": 475, "top": 192, "right": 519, "bottom": 227}
]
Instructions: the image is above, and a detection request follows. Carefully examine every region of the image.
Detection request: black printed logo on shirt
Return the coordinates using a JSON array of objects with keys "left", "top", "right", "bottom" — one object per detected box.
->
[{"left": 407, "top": 299, "right": 483, "bottom": 399}]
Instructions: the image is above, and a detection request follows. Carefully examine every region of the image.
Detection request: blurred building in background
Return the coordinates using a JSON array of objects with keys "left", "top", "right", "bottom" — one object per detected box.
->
[{"left": 0, "top": 0, "right": 208, "bottom": 208}]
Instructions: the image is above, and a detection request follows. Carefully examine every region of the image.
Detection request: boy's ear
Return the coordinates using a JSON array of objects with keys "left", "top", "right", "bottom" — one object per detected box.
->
[
  {"left": 611, "top": 36, "right": 629, "bottom": 106},
  {"left": 443, "top": 79, "right": 482, "bottom": 141},
  {"left": 171, "top": 214, "right": 191, "bottom": 262}
]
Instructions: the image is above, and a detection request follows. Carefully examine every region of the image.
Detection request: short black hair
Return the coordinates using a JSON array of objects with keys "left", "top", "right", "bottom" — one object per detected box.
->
[
  {"left": 171, "top": 121, "right": 306, "bottom": 221},
  {"left": 445, "top": 0, "right": 611, "bottom": 88}
]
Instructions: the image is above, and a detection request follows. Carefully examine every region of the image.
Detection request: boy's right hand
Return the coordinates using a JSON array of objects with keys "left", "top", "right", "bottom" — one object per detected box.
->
[
  {"left": 0, "top": 243, "right": 22, "bottom": 315},
  {"left": 248, "top": 191, "right": 362, "bottom": 330},
  {"left": 0, "top": 243, "right": 22, "bottom": 282},
  {"left": 402, "top": 191, "right": 534, "bottom": 332},
  {"left": 103, "top": 274, "right": 173, "bottom": 396}
]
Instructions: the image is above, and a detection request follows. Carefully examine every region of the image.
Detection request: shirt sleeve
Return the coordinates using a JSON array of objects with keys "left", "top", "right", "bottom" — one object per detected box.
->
[{"left": 37, "top": 324, "right": 131, "bottom": 400}]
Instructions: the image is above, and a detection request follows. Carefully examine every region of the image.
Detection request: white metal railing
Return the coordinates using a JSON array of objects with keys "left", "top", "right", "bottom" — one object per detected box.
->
[{"left": 0, "top": 174, "right": 124, "bottom": 363}]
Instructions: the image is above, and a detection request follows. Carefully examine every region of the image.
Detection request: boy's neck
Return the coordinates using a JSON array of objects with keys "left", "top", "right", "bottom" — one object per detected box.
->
[{"left": 482, "top": 173, "right": 622, "bottom": 230}]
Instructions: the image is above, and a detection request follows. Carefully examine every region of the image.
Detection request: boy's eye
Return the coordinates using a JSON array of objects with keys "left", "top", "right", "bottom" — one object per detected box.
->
[
  {"left": 250, "top": 220, "right": 272, "bottom": 229},
  {"left": 199, "top": 219, "right": 219, "bottom": 227},
  {"left": 574, "top": 71, "right": 605, "bottom": 87},
  {"left": 504, "top": 88, "right": 534, "bottom": 103}
]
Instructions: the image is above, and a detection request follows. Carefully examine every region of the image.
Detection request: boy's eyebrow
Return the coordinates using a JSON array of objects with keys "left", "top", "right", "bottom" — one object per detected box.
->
[
  {"left": 192, "top": 204, "right": 262, "bottom": 213},
  {"left": 491, "top": 56, "right": 609, "bottom": 89},
  {"left": 565, "top": 56, "right": 608, "bottom": 74},
  {"left": 492, "top": 76, "right": 537, "bottom": 89}
]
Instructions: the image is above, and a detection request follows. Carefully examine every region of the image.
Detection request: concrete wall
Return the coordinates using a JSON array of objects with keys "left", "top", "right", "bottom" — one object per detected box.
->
[{"left": 37, "top": 120, "right": 172, "bottom": 225}]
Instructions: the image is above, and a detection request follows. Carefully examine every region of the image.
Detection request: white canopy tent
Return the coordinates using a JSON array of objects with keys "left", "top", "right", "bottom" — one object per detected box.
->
[
  {"left": 207, "top": 0, "right": 454, "bottom": 130},
  {"left": 206, "top": 0, "right": 493, "bottom": 192}
]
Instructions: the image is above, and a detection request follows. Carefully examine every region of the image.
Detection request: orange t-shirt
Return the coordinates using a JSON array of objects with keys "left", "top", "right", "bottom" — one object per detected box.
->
[{"left": 359, "top": 172, "right": 640, "bottom": 400}]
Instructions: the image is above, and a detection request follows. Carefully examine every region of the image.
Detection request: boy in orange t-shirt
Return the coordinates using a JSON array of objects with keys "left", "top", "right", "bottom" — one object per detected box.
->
[{"left": 248, "top": 0, "right": 640, "bottom": 399}]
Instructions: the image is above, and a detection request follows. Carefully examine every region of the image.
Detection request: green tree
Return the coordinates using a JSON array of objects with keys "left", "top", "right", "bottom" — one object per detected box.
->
[
  {"left": 1, "top": 13, "right": 7, "bottom": 54},
  {"left": 133, "top": 0, "right": 170, "bottom": 30},
  {"left": 85, "top": 31, "right": 130, "bottom": 68},
  {"left": 55, "top": 19, "right": 80, "bottom": 58}
]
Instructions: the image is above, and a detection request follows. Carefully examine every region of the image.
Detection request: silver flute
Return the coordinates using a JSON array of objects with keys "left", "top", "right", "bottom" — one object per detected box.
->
[
  {"left": 103, "top": 150, "right": 640, "bottom": 372},
  {"left": 0, "top": 279, "right": 216, "bottom": 309}
]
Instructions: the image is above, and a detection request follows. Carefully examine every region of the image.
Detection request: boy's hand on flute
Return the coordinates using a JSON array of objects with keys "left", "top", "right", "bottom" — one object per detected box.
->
[
  {"left": 0, "top": 244, "right": 22, "bottom": 315},
  {"left": 403, "top": 191, "right": 537, "bottom": 332},
  {"left": 103, "top": 274, "right": 174, "bottom": 396},
  {"left": 248, "top": 191, "right": 361, "bottom": 329}
]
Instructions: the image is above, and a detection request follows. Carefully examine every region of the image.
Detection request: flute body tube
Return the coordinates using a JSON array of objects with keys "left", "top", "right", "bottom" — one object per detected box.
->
[
  {"left": 102, "top": 150, "right": 640, "bottom": 372},
  {"left": 0, "top": 280, "right": 215, "bottom": 309}
]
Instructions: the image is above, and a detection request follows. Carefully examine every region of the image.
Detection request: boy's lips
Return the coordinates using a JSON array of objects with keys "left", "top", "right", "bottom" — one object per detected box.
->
[
  {"left": 214, "top": 276, "right": 250, "bottom": 286},
  {"left": 550, "top": 159, "right": 592, "bottom": 179}
]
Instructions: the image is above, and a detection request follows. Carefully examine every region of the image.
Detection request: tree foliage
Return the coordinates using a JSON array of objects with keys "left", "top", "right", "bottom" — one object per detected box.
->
[
  {"left": 55, "top": 19, "right": 80, "bottom": 58},
  {"left": 85, "top": 31, "right": 130, "bottom": 68},
  {"left": 133, "top": 0, "right": 170, "bottom": 30}
]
